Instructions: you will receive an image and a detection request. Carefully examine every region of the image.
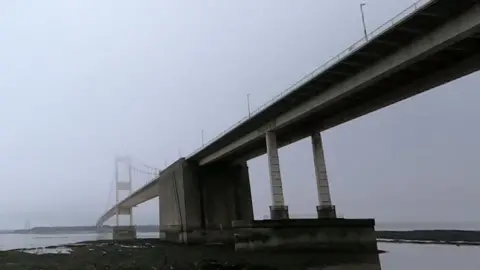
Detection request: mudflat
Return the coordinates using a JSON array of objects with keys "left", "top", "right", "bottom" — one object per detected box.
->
[{"left": 0, "top": 239, "right": 381, "bottom": 270}]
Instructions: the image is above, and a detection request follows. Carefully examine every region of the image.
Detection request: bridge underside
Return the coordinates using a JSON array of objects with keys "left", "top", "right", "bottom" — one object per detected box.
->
[{"left": 190, "top": 0, "right": 480, "bottom": 165}]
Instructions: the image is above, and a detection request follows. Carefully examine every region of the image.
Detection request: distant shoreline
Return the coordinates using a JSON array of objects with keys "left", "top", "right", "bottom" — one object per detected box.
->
[
  {"left": 1, "top": 239, "right": 382, "bottom": 269},
  {"left": 4, "top": 228, "right": 480, "bottom": 246},
  {"left": 377, "top": 238, "right": 480, "bottom": 246},
  {"left": 1, "top": 225, "right": 158, "bottom": 235},
  {"left": 376, "top": 230, "right": 480, "bottom": 246}
]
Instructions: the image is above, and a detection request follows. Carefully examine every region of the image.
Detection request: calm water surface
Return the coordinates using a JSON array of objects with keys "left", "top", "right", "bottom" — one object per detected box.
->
[{"left": 0, "top": 232, "right": 478, "bottom": 269}]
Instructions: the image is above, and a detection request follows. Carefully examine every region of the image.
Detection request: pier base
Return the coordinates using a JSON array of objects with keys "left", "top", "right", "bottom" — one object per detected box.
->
[
  {"left": 233, "top": 218, "right": 377, "bottom": 252},
  {"left": 269, "top": 205, "right": 289, "bottom": 220},
  {"left": 113, "top": 226, "right": 137, "bottom": 240},
  {"left": 317, "top": 205, "right": 337, "bottom": 218},
  {"left": 160, "top": 219, "right": 377, "bottom": 253}
]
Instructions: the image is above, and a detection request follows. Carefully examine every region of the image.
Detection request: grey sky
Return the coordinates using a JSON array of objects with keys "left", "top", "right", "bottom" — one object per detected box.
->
[{"left": 1, "top": 0, "right": 478, "bottom": 229}]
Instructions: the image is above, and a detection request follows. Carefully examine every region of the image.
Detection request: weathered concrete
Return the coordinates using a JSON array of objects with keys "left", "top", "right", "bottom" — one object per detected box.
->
[
  {"left": 317, "top": 205, "right": 337, "bottom": 218},
  {"left": 311, "top": 132, "right": 336, "bottom": 218},
  {"left": 158, "top": 158, "right": 254, "bottom": 244},
  {"left": 200, "top": 161, "right": 254, "bottom": 229},
  {"left": 233, "top": 218, "right": 377, "bottom": 252},
  {"left": 112, "top": 226, "right": 137, "bottom": 240},
  {"left": 270, "top": 205, "right": 289, "bottom": 220},
  {"left": 265, "top": 131, "right": 289, "bottom": 219},
  {"left": 157, "top": 159, "right": 199, "bottom": 243}
]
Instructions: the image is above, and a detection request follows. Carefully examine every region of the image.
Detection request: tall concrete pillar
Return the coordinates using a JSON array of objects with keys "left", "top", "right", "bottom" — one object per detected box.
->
[
  {"left": 265, "top": 131, "right": 289, "bottom": 219},
  {"left": 311, "top": 132, "right": 336, "bottom": 218}
]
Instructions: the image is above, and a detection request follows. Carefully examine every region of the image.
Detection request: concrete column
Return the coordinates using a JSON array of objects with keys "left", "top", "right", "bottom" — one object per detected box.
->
[
  {"left": 233, "top": 162, "right": 254, "bottom": 222},
  {"left": 311, "top": 132, "right": 336, "bottom": 218},
  {"left": 115, "top": 189, "right": 120, "bottom": 226},
  {"left": 266, "top": 131, "right": 289, "bottom": 219}
]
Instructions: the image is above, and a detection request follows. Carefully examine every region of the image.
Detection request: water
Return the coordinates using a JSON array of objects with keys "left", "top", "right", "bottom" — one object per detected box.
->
[
  {"left": 0, "top": 232, "right": 160, "bottom": 250},
  {"left": 0, "top": 232, "right": 478, "bottom": 269},
  {"left": 379, "top": 242, "right": 480, "bottom": 269},
  {"left": 375, "top": 222, "right": 480, "bottom": 231}
]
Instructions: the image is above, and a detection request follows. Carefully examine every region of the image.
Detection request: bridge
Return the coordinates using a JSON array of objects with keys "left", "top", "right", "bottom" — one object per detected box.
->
[{"left": 97, "top": 0, "right": 480, "bottom": 248}]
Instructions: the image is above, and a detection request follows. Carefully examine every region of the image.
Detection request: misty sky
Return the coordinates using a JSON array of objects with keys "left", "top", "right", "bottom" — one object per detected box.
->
[{"left": 1, "top": 0, "right": 479, "bottom": 229}]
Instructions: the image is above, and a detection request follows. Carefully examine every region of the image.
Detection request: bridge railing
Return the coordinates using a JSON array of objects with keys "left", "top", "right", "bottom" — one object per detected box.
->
[{"left": 186, "top": 0, "right": 431, "bottom": 158}]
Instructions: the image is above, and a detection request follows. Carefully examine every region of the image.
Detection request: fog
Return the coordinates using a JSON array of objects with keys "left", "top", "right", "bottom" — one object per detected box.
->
[{"left": 0, "top": 0, "right": 478, "bottom": 229}]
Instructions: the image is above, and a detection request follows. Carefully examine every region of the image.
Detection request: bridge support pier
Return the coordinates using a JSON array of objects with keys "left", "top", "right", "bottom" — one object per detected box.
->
[
  {"left": 113, "top": 225, "right": 137, "bottom": 241},
  {"left": 311, "top": 132, "right": 336, "bottom": 218},
  {"left": 266, "top": 131, "right": 289, "bottom": 220},
  {"left": 158, "top": 158, "right": 254, "bottom": 244},
  {"left": 112, "top": 207, "right": 137, "bottom": 240}
]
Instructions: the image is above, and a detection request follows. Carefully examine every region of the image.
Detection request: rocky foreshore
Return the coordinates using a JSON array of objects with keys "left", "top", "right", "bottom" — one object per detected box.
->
[
  {"left": 1, "top": 230, "right": 477, "bottom": 269},
  {"left": 0, "top": 239, "right": 381, "bottom": 270}
]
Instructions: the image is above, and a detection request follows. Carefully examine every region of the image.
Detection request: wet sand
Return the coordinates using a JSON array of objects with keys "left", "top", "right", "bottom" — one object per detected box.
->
[{"left": 0, "top": 239, "right": 381, "bottom": 270}]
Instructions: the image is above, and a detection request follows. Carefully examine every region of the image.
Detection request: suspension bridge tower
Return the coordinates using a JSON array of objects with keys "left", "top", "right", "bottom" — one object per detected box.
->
[{"left": 113, "top": 156, "right": 136, "bottom": 240}]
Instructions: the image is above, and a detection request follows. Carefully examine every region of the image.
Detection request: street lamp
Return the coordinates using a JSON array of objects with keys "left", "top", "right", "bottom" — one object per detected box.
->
[
  {"left": 360, "top": 3, "right": 368, "bottom": 41},
  {"left": 247, "top": 94, "right": 251, "bottom": 117}
]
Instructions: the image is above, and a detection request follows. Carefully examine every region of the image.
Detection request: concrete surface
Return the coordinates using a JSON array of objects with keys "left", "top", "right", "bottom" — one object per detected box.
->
[
  {"left": 157, "top": 159, "right": 200, "bottom": 243},
  {"left": 317, "top": 205, "right": 337, "bottom": 218},
  {"left": 112, "top": 226, "right": 137, "bottom": 240},
  {"left": 200, "top": 161, "right": 254, "bottom": 229},
  {"left": 265, "top": 131, "right": 287, "bottom": 208},
  {"left": 270, "top": 205, "right": 289, "bottom": 220},
  {"left": 156, "top": 159, "right": 254, "bottom": 244},
  {"left": 233, "top": 218, "right": 377, "bottom": 252}
]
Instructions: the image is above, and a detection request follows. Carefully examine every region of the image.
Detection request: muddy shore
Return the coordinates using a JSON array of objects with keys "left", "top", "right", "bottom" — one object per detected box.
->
[
  {"left": 0, "top": 239, "right": 382, "bottom": 270},
  {"left": 1, "top": 230, "right": 478, "bottom": 269}
]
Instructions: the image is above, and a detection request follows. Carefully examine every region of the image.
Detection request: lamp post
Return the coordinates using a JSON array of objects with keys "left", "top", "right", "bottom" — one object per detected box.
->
[
  {"left": 360, "top": 3, "right": 368, "bottom": 41},
  {"left": 247, "top": 94, "right": 251, "bottom": 117}
]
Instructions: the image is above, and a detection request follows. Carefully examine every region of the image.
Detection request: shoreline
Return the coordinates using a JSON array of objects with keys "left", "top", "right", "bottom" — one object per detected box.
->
[
  {"left": 1, "top": 230, "right": 478, "bottom": 269},
  {"left": 377, "top": 238, "right": 480, "bottom": 246},
  {"left": 376, "top": 230, "right": 480, "bottom": 246},
  {"left": 0, "top": 238, "right": 382, "bottom": 270},
  {"left": 5, "top": 229, "right": 480, "bottom": 240}
]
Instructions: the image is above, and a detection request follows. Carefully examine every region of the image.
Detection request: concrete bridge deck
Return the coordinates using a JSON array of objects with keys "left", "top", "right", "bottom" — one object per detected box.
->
[{"left": 187, "top": 0, "right": 480, "bottom": 166}]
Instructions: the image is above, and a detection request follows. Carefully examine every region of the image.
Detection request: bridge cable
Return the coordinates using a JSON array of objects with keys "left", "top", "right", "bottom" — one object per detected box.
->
[
  {"left": 127, "top": 155, "right": 161, "bottom": 172},
  {"left": 172, "top": 171, "right": 184, "bottom": 243},
  {"left": 104, "top": 173, "right": 115, "bottom": 213},
  {"left": 130, "top": 166, "right": 157, "bottom": 176}
]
